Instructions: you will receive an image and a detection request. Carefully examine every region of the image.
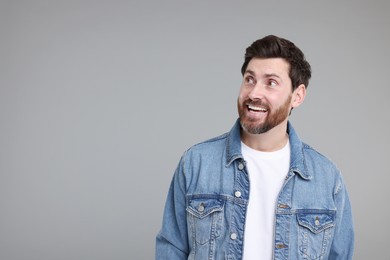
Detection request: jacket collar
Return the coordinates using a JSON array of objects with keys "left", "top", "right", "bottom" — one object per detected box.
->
[{"left": 225, "top": 119, "right": 311, "bottom": 180}]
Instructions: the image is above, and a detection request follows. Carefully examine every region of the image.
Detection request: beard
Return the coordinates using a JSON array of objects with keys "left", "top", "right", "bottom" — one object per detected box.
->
[{"left": 238, "top": 95, "right": 292, "bottom": 134}]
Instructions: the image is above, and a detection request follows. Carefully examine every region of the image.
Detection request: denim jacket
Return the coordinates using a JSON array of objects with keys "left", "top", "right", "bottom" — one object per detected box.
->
[{"left": 156, "top": 120, "right": 354, "bottom": 260}]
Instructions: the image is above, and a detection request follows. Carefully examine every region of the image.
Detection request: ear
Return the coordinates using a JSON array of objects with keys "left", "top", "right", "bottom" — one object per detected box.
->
[{"left": 291, "top": 84, "right": 306, "bottom": 109}]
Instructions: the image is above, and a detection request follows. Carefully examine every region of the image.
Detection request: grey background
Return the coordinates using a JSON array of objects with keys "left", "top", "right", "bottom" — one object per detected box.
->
[{"left": 1, "top": 1, "right": 389, "bottom": 259}]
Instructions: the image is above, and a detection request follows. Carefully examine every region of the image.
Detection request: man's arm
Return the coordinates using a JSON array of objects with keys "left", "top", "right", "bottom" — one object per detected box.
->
[
  {"left": 329, "top": 175, "right": 354, "bottom": 259},
  {"left": 156, "top": 157, "right": 189, "bottom": 259}
]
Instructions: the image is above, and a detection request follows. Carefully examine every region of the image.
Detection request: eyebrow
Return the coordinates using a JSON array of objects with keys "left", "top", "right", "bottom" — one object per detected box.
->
[
  {"left": 244, "top": 69, "right": 256, "bottom": 76},
  {"left": 264, "top": 73, "right": 282, "bottom": 80},
  {"left": 244, "top": 69, "right": 282, "bottom": 80}
]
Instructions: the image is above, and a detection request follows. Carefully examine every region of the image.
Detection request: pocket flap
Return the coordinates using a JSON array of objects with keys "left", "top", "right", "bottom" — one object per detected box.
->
[
  {"left": 187, "top": 198, "right": 224, "bottom": 219},
  {"left": 297, "top": 212, "right": 335, "bottom": 234}
]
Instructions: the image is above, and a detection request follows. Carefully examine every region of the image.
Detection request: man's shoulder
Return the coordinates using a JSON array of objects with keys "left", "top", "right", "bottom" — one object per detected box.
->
[
  {"left": 301, "top": 142, "right": 339, "bottom": 172},
  {"left": 301, "top": 142, "right": 333, "bottom": 161},
  {"left": 185, "top": 132, "right": 229, "bottom": 155}
]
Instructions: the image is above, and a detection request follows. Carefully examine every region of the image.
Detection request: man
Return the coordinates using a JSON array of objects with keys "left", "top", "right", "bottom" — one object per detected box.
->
[{"left": 156, "top": 35, "right": 354, "bottom": 259}]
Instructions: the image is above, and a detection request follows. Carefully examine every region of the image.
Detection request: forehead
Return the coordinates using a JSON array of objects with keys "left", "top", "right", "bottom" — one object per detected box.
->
[{"left": 246, "top": 58, "right": 290, "bottom": 78}]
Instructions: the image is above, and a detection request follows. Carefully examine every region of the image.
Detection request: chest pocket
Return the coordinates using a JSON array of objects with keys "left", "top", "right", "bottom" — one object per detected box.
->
[
  {"left": 186, "top": 197, "right": 225, "bottom": 245},
  {"left": 297, "top": 211, "right": 335, "bottom": 260}
]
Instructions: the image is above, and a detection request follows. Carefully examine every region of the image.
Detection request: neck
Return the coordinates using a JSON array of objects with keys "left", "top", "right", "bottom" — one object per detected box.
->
[{"left": 241, "top": 121, "right": 289, "bottom": 152}]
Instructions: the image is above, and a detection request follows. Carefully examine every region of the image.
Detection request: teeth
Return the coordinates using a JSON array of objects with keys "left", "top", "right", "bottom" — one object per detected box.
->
[{"left": 248, "top": 105, "right": 267, "bottom": 112}]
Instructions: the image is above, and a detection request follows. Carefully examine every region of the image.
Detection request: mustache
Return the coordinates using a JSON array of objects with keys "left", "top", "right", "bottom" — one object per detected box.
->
[{"left": 244, "top": 99, "right": 270, "bottom": 109}]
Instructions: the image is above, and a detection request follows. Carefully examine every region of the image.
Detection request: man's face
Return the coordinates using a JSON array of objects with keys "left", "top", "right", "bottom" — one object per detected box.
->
[{"left": 237, "top": 58, "right": 294, "bottom": 134}]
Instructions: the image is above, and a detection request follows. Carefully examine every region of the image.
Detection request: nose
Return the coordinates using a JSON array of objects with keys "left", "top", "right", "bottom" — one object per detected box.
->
[{"left": 248, "top": 83, "right": 264, "bottom": 100}]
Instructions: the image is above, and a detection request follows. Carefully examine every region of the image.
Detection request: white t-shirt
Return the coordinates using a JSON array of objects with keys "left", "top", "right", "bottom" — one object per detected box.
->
[{"left": 241, "top": 140, "right": 290, "bottom": 260}]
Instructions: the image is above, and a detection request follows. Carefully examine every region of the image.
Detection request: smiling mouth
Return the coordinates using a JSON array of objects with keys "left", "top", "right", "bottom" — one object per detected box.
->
[{"left": 247, "top": 104, "right": 268, "bottom": 112}]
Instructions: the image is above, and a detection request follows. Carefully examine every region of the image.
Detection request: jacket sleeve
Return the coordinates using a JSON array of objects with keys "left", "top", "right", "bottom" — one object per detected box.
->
[
  {"left": 156, "top": 156, "right": 189, "bottom": 259},
  {"left": 328, "top": 175, "right": 354, "bottom": 259}
]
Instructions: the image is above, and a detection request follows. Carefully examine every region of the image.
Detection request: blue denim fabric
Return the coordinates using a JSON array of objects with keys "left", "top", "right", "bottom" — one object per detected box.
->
[{"left": 156, "top": 120, "right": 354, "bottom": 260}]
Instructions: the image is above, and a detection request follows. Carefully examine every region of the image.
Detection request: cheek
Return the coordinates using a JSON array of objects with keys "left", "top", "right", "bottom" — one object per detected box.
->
[
  {"left": 272, "top": 93, "right": 290, "bottom": 105},
  {"left": 238, "top": 86, "right": 248, "bottom": 100},
  {"left": 238, "top": 94, "right": 247, "bottom": 105}
]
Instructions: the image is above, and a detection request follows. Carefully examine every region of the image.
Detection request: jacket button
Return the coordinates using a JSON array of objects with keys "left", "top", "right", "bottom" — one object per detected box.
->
[
  {"left": 198, "top": 203, "right": 205, "bottom": 212},
  {"left": 234, "top": 191, "right": 242, "bottom": 198},
  {"left": 276, "top": 243, "right": 287, "bottom": 249},
  {"left": 230, "top": 233, "right": 237, "bottom": 240},
  {"left": 238, "top": 163, "right": 244, "bottom": 170}
]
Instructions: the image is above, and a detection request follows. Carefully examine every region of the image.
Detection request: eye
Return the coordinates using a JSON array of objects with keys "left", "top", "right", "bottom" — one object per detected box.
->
[
  {"left": 268, "top": 80, "right": 278, "bottom": 87},
  {"left": 245, "top": 76, "right": 256, "bottom": 85}
]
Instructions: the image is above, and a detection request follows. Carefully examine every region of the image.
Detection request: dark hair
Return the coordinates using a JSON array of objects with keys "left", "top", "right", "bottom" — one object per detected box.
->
[{"left": 241, "top": 35, "right": 312, "bottom": 90}]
